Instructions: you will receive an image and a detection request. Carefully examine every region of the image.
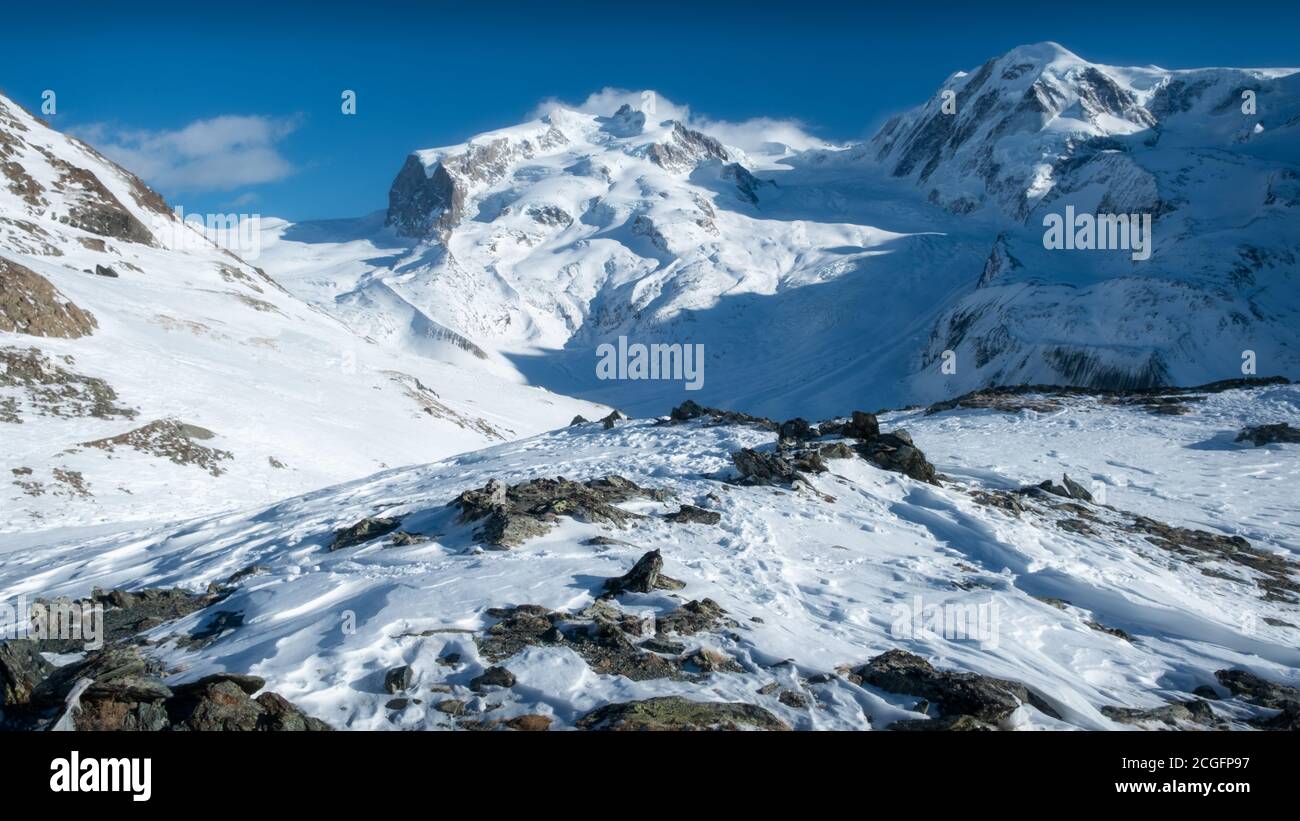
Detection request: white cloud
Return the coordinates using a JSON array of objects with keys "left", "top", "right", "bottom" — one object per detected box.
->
[
  {"left": 528, "top": 88, "right": 835, "bottom": 156},
  {"left": 74, "top": 114, "right": 301, "bottom": 192}
]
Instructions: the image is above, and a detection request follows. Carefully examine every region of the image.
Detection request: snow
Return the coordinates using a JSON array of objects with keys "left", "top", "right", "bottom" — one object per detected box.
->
[{"left": 2, "top": 386, "right": 1296, "bottom": 730}]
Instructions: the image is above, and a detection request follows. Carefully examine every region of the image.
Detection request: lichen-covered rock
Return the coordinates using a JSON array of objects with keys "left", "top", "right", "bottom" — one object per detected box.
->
[
  {"left": 576, "top": 696, "right": 788, "bottom": 731},
  {"left": 603, "top": 549, "right": 685, "bottom": 595},
  {"left": 665, "top": 504, "right": 721, "bottom": 525},
  {"left": 852, "top": 649, "right": 1056, "bottom": 725}
]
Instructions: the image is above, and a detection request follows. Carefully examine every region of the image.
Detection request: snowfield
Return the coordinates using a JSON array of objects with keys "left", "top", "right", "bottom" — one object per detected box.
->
[{"left": 3, "top": 384, "right": 1296, "bottom": 730}]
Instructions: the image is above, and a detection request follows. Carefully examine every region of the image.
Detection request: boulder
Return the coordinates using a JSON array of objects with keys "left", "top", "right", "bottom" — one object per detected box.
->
[
  {"left": 469, "top": 665, "right": 516, "bottom": 691},
  {"left": 330, "top": 516, "right": 402, "bottom": 550},
  {"left": 0, "top": 640, "right": 53, "bottom": 707},
  {"left": 665, "top": 504, "right": 721, "bottom": 525},
  {"left": 384, "top": 665, "right": 414, "bottom": 694},
  {"left": 1236, "top": 423, "right": 1300, "bottom": 447},
  {"left": 603, "top": 549, "right": 686, "bottom": 595}
]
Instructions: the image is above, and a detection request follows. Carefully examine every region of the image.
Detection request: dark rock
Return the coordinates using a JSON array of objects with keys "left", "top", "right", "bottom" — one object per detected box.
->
[
  {"left": 569, "top": 415, "right": 589, "bottom": 426},
  {"left": 1214, "top": 668, "right": 1300, "bottom": 710},
  {"left": 254, "top": 692, "right": 332, "bottom": 731},
  {"left": 603, "top": 549, "right": 686, "bottom": 595},
  {"left": 852, "top": 649, "right": 1056, "bottom": 724},
  {"left": 639, "top": 637, "right": 686, "bottom": 655},
  {"left": 1192, "top": 685, "right": 1221, "bottom": 700},
  {"left": 1061, "top": 474, "right": 1093, "bottom": 502},
  {"left": 838, "top": 410, "right": 881, "bottom": 439},
  {"left": 178, "top": 673, "right": 265, "bottom": 696},
  {"left": 0, "top": 640, "right": 53, "bottom": 706},
  {"left": 855, "top": 431, "right": 938, "bottom": 483},
  {"left": 93, "top": 264, "right": 118, "bottom": 278},
  {"left": 1085, "top": 621, "right": 1132, "bottom": 641},
  {"left": 667, "top": 401, "right": 778, "bottom": 431},
  {"left": 778, "top": 417, "right": 816, "bottom": 442},
  {"left": 1236, "top": 423, "right": 1300, "bottom": 447},
  {"left": 576, "top": 696, "right": 789, "bottom": 731},
  {"left": 470, "top": 665, "right": 516, "bottom": 691},
  {"left": 665, "top": 504, "right": 721, "bottom": 526},
  {"left": 435, "top": 699, "right": 466, "bottom": 715},
  {"left": 778, "top": 690, "right": 811, "bottom": 709},
  {"left": 454, "top": 475, "right": 670, "bottom": 548},
  {"left": 384, "top": 665, "right": 414, "bottom": 694},
  {"left": 601, "top": 410, "right": 625, "bottom": 429},
  {"left": 732, "top": 447, "right": 799, "bottom": 485},
  {"left": 1101, "top": 700, "right": 1216, "bottom": 728},
  {"left": 330, "top": 516, "right": 402, "bottom": 550}
]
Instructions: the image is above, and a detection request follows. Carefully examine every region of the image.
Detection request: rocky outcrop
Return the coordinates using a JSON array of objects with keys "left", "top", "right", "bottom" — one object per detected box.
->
[
  {"left": 665, "top": 504, "right": 721, "bottom": 525},
  {"left": 453, "top": 475, "right": 670, "bottom": 548},
  {"left": 1236, "top": 423, "right": 1300, "bottom": 447},
  {"left": 385, "top": 155, "right": 463, "bottom": 240},
  {"left": 576, "top": 696, "right": 788, "bottom": 731},
  {"left": 78, "top": 419, "right": 232, "bottom": 476},
  {"left": 854, "top": 430, "right": 938, "bottom": 484},
  {"left": 0, "top": 257, "right": 97, "bottom": 338},
  {"left": 0, "top": 346, "right": 135, "bottom": 421},
  {"left": 330, "top": 516, "right": 403, "bottom": 550},
  {"left": 851, "top": 650, "right": 1058, "bottom": 727},
  {"left": 0, "top": 640, "right": 53, "bottom": 707},
  {"left": 647, "top": 122, "right": 729, "bottom": 172}
]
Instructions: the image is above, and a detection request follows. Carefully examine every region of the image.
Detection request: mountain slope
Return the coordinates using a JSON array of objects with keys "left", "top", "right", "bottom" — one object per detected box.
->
[
  {"left": 3, "top": 383, "right": 1296, "bottom": 730},
  {"left": 0, "top": 94, "right": 607, "bottom": 534}
]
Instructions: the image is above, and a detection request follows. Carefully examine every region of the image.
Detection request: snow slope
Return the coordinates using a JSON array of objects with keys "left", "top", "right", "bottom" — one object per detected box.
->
[
  {"left": 0, "top": 93, "right": 606, "bottom": 535},
  {"left": 254, "top": 43, "right": 1300, "bottom": 419},
  {"left": 3, "top": 384, "right": 1295, "bottom": 730}
]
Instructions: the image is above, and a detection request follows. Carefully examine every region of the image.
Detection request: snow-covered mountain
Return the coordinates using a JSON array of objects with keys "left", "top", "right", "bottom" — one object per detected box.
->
[
  {"left": 257, "top": 43, "right": 1300, "bottom": 418},
  {"left": 0, "top": 93, "right": 606, "bottom": 535}
]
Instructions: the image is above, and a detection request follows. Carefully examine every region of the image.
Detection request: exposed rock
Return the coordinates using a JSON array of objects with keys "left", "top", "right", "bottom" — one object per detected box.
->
[
  {"left": 665, "top": 504, "right": 721, "bottom": 525},
  {"left": 569, "top": 415, "right": 589, "bottom": 426},
  {"left": 851, "top": 650, "right": 1057, "bottom": 724},
  {"left": 682, "top": 647, "right": 744, "bottom": 674},
  {"left": 1061, "top": 474, "right": 1094, "bottom": 502},
  {"left": 389, "top": 531, "right": 429, "bottom": 547},
  {"left": 330, "top": 516, "right": 402, "bottom": 550},
  {"left": 453, "top": 475, "right": 670, "bottom": 548},
  {"left": 469, "top": 665, "right": 516, "bottom": 691},
  {"left": 1101, "top": 700, "right": 1216, "bottom": 728},
  {"left": 0, "top": 257, "right": 98, "bottom": 338},
  {"left": 1131, "top": 517, "right": 1299, "bottom": 602},
  {"left": 93, "top": 264, "right": 118, "bottom": 278},
  {"left": 167, "top": 677, "right": 330, "bottom": 731},
  {"left": 647, "top": 122, "right": 730, "bottom": 173},
  {"left": 384, "top": 665, "right": 414, "bottom": 694},
  {"left": 1214, "top": 668, "right": 1300, "bottom": 710},
  {"left": 778, "top": 417, "right": 817, "bottom": 442},
  {"left": 821, "top": 410, "right": 880, "bottom": 439},
  {"left": 576, "top": 696, "right": 788, "bottom": 731},
  {"left": 602, "top": 549, "right": 685, "bottom": 595},
  {"left": 1236, "top": 423, "right": 1300, "bottom": 447},
  {"left": 601, "top": 410, "right": 625, "bottom": 429},
  {"left": 79, "top": 419, "right": 232, "bottom": 476},
  {"left": 667, "top": 400, "right": 778, "bottom": 431},
  {"left": 0, "top": 346, "right": 135, "bottom": 421},
  {"left": 855, "top": 431, "right": 939, "bottom": 483},
  {"left": 0, "top": 640, "right": 53, "bottom": 706},
  {"left": 1085, "top": 621, "right": 1132, "bottom": 641},
  {"left": 656, "top": 598, "right": 734, "bottom": 636}
]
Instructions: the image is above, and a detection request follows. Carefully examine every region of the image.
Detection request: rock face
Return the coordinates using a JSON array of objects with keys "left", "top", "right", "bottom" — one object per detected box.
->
[
  {"left": 1236, "top": 423, "right": 1300, "bottom": 447},
  {"left": 576, "top": 696, "right": 788, "bottom": 731},
  {"left": 0, "top": 257, "right": 98, "bottom": 338},
  {"left": 0, "top": 345, "right": 135, "bottom": 421},
  {"left": 453, "top": 475, "right": 670, "bottom": 548},
  {"left": 647, "top": 121, "right": 730, "bottom": 173},
  {"left": 385, "top": 155, "right": 464, "bottom": 240},
  {"left": 852, "top": 650, "right": 1055, "bottom": 726}
]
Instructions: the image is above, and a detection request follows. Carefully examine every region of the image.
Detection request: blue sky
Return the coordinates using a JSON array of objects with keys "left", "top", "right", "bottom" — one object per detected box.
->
[{"left": 4, "top": 0, "right": 1296, "bottom": 221}]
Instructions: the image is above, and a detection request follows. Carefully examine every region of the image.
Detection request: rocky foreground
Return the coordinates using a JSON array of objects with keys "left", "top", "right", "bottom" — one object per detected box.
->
[{"left": 3, "top": 383, "right": 1299, "bottom": 731}]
